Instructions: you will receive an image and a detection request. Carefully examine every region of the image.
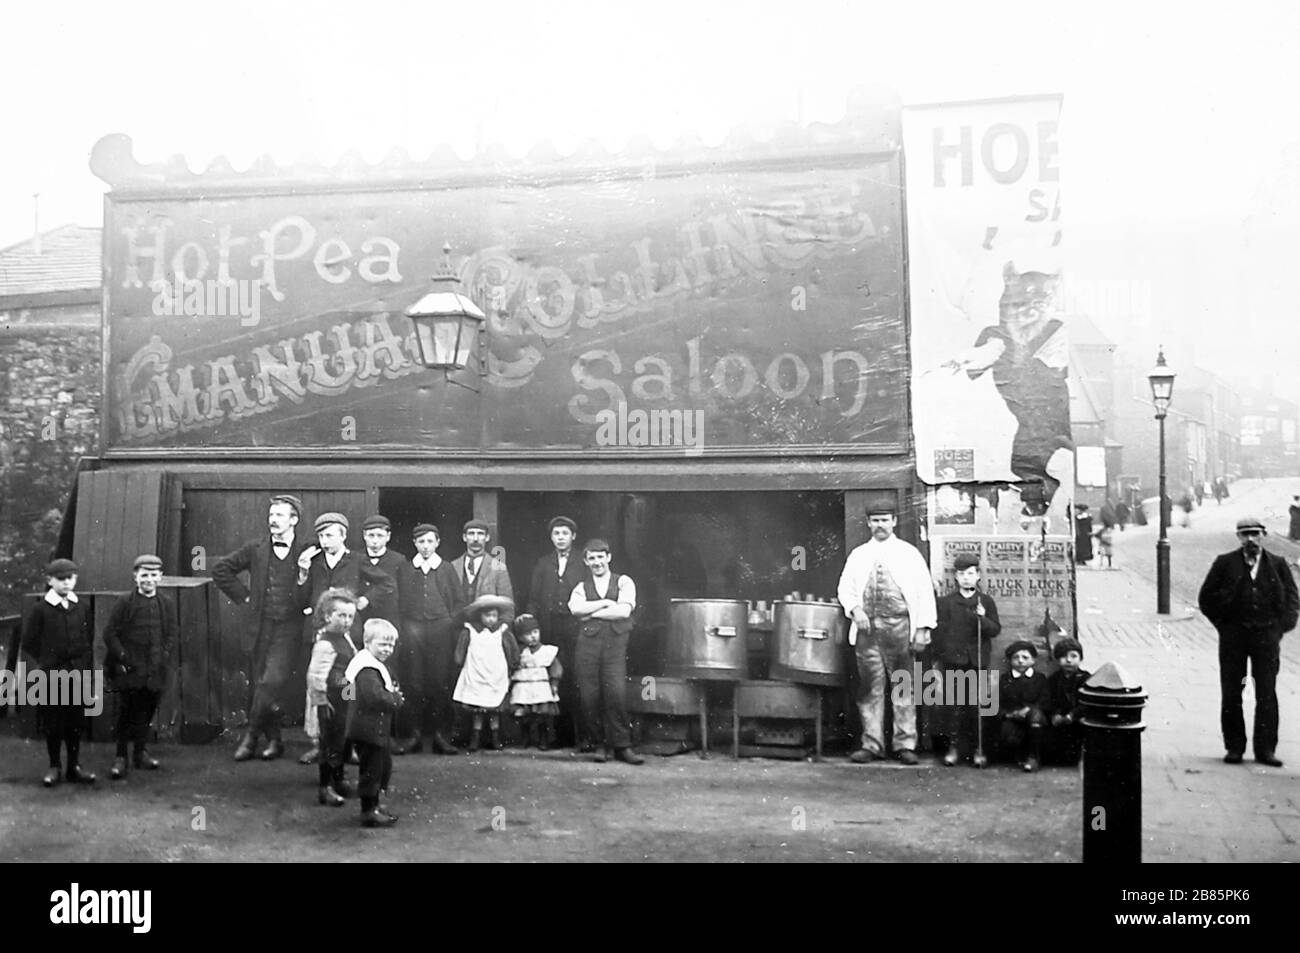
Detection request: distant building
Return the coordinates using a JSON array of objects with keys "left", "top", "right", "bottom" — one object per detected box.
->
[
  {"left": 1106, "top": 352, "right": 1241, "bottom": 506},
  {"left": 1238, "top": 386, "right": 1300, "bottom": 478}
]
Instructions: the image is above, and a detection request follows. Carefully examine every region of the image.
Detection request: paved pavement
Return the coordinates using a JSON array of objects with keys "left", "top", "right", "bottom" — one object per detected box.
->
[{"left": 1078, "top": 482, "right": 1300, "bottom": 862}]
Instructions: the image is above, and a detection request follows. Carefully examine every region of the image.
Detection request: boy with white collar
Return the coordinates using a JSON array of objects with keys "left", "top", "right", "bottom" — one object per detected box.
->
[
  {"left": 397, "top": 523, "right": 465, "bottom": 755},
  {"left": 21, "top": 559, "right": 96, "bottom": 787},
  {"left": 997, "top": 640, "right": 1049, "bottom": 772},
  {"left": 345, "top": 619, "right": 404, "bottom": 827}
]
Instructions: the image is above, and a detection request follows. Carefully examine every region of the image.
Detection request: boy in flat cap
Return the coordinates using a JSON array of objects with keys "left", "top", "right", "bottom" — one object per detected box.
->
[
  {"left": 103, "top": 555, "right": 177, "bottom": 778},
  {"left": 21, "top": 558, "right": 96, "bottom": 786},
  {"left": 997, "top": 640, "right": 1049, "bottom": 771},
  {"left": 397, "top": 523, "right": 466, "bottom": 754},
  {"left": 525, "top": 515, "right": 585, "bottom": 746},
  {"left": 1045, "top": 637, "right": 1090, "bottom": 765},
  {"left": 357, "top": 515, "right": 404, "bottom": 631},
  {"left": 932, "top": 553, "right": 1000, "bottom": 766},
  {"left": 212, "top": 494, "right": 311, "bottom": 762},
  {"left": 836, "top": 501, "right": 937, "bottom": 765},
  {"left": 1198, "top": 514, "right": 1298, "bottom": 767},
  {"left": 452, "top": 519, "right": 514, "bottom": 627}
]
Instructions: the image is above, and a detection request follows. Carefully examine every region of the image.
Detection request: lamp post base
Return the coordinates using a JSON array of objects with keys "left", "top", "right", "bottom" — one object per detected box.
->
[{"left": 1156, "top": 538, "right": 1171, "bottom": 615}]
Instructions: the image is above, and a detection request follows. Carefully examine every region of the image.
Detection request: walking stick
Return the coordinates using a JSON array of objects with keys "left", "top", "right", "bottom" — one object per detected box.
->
[{"left": 972, "top": 602, "right": 988, "bottom": 769}]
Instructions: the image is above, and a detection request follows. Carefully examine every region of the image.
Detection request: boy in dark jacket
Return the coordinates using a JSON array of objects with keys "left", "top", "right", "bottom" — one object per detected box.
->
[
  {"left": 21, "top": 559, "right": 96, "bottom": 787},
  {"left": 998, "top": 640, "right": 1049, "bottom": 772},
  {"left": 932, "top": 553, "right": 1000, "bottom": 766},
  {"left": 345, "top": 619, "right": 404, "bottom": 827},
  {"left": 1045, "top": 637, "right": 1090, "bottom": 765},
  {"left": 103, "top": 554, "right": 177, "bottom": 779},
  {"left": 396, "top": 523, "right": 465, "bottom": 755}
]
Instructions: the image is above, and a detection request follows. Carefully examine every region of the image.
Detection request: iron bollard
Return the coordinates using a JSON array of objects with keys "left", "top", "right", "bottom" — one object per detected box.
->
[{"left": 1079, "top": 661, "right": 1148, "bottom": 863}]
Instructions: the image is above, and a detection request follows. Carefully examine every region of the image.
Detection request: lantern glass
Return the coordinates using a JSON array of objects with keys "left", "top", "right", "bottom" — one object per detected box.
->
[
  {"left": 1147, "top": 351, "right": 1176, "bottom": 415},
  {"left": 411, "top": 313, "right": 470, "bottom": 369}
]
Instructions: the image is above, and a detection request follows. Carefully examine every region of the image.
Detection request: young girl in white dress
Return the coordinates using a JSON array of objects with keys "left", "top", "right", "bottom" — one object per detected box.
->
[
  {"left": 509, "top": 614, "right": 563, "bottom": 750},
  {"left": 452, "top": 595, "right": 519, "bottom": 751}
]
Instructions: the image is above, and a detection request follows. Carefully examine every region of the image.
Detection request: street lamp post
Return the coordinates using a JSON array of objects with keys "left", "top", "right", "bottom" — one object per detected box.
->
[{"left": 1148, "top": 348, "right": 1177, "bottom": 614}]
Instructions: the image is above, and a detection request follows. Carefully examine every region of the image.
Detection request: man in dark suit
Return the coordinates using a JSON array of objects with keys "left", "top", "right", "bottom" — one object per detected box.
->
[
  {"left": 1198, "top": 514, "right": 1299, "bottom": 767},
  {"left": 212, "top": 494, "right": 310, "bottom": 762},
  {"left": 451, "top": 519, "right": 515, "bottom": 627},
  {"left": 526, "top": 515, "right": 586, "bottom": 747}
]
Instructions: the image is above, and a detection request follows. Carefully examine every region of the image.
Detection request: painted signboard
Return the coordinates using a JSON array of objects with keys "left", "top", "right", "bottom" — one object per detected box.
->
[{"left": 101, "top": 146, "right": 908, "bottom": 457}]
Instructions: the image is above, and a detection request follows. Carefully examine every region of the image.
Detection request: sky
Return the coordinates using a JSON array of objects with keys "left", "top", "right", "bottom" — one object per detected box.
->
[{"left": 4, "top": 0, "right": 1299, "bottom": 395}]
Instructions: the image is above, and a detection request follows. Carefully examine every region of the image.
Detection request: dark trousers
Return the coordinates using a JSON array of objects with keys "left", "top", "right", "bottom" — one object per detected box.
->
[
  {"left": 248, "top": 618, "right": 302, "bottom": 739},
  {"left": 354, "top": 741, "right": 392, "bottom": 812},
  {"left": 575, "top": 629, "right": 631, "bottom": 750},
  {"left": 114, "top": 687, "right": 159, "bottom": 757},
  {"left": 998, "top": 707, "right": 1046, "bottom": 762},
  {"left": 929, "top": 660, "right": 983, "bottom": 758},
  {"left": 42, "top": 702, "right": 84, "bottom": 769},
  {"left": 316, "top": 702, "right": 348, "bottom": 789},
  {"left": 397, "top": 618, "right": 456, "bottom": 739},
  {"left": 1219, "top": 626, "right": 1281, "bottom": 756}
]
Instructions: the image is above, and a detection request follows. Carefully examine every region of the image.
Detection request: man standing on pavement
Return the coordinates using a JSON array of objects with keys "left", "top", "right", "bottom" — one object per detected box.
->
[
  {"left": 526, "top": 516, "right": 586, "bottom": 747},
  {"left": 452, "top": 519, "right": 515, "bottom": 628},
  {"left": 568, "top": 538, "right": 643, "bottom": 764},
  {"left": 1197, "top": 514, "right": 1298, "bottom": 767},
  {"left": 212, "top": 494, "right": 310, "bottom": 762},
  {"left": 836, "top": 502, "right": 938, "bottom": 765}
]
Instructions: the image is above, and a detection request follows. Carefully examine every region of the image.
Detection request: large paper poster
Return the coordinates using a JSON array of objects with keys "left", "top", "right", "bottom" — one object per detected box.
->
[
  {"left": 935, "top": 536, "right": 1073, "bottom": 662},
  {"left": 904, "top": 96, "right": 1070, "bottom": 522}
]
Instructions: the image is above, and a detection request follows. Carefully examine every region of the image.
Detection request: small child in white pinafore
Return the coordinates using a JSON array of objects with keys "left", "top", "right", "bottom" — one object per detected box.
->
[
  {"left": 509, "top": 614, "right": 564, "bottom": 750},
  {"left": 452, "top": 596, "right": 519, "bottom": 751}
]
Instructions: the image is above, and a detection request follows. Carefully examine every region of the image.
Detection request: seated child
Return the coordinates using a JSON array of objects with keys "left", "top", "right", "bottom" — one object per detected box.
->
[
  {"left": 997, "top": 639, "right": 1049, "bottom": 772},
  {"left": 345, "top": 619, "right": 404, "bottom": 828},
  {"left": 509, "top": 614, "right": 563, "bottom": 750},
  {"left": 21, "top": 559, "right": 96, "bottom": 787},
  {"left": 453, "top": 595, "right": 520, "bottom": 751},
  {"left": 307, "top": 588, "right": 358, "bottom": 806},
  {"left": 1045, "top": 637, "right": 1091, "bottom": 766}
]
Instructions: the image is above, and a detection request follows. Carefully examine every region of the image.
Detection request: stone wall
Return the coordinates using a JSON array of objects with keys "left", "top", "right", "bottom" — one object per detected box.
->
[{"left": 0, "top": 322, "right": 101, "bottom": 617}]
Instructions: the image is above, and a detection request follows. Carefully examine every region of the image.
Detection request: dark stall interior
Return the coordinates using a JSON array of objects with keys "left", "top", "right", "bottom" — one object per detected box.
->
[{"left": 497, "top": 490, "right": 846, "bottom": 674}]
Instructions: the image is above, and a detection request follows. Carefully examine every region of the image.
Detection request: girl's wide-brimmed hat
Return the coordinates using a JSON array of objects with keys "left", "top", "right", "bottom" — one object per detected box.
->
[{"left": 462, "top": 594, "right": 514, "bottom": 619}]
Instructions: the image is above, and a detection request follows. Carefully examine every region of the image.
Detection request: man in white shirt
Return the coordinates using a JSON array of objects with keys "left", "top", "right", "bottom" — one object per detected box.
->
[
  {"left": 836, "top": 502, "right": 938, "bottom": 764},
  {"left": 568, "top": 539, "right": 643, "bottom": 764}
]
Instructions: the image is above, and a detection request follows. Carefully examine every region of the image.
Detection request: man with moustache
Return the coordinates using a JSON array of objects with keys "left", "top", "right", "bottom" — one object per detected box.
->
[
  {"left": 1198, "top": 515, "right": 1298, "bottom": 767},
  {"left": 836, "top": 501, "right": 937, "bottom": 765},
  {"left": 526, "top": 516, "right": 586, "bottom": 746},
  {"left": 452, "top": 519, "right": 514, "bottom": 627},
  {"left": 212, "top": 494, "right": 311, "bottom": 762}
]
